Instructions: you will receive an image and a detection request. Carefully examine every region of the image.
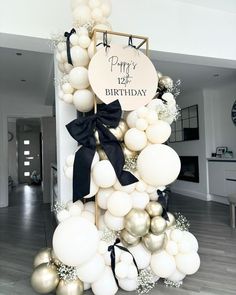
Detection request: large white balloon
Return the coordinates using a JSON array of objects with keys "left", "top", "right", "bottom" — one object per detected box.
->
[
  {"left": 107, "top": 191, "right": 132, "bottom": 217},
  {"left": 129, "top": 243, "right": 151, "bottom": 270},
  {"left": 69, "top": 67, "right": 89, "bottom": 90},
  {"left": 115, "top": 261, "right": 128, "bottom": 279},
  {"left": 131, "top": 191, "right": 149, "bottom": 209},
  {"left": 71, "top": 46, "right": 89, "bottom": 67},
  {"left": 170, "top": 229, "right": 183, "bottom": 243},
  {"left": 92, "top": 266, "right": 118, "bottom": 295},
  {"left": 73, "top": 5, "right": 92, "bottom": 25},
  {"left": 168, "top": 269, "right": 186, "bottom": 283},
  {"left": 78, "top": 35, "right": 91, "bottom": 49},
  {"left": 119, "top": 278, "right": 138, "bottom": 291},
  {"left": 146, "top": 120, "right": 171, "bottom": 144},
  {"left": 165, "top": 240, "right": 178, "bottom": 256},
  {"left": 73, "top": 89, "right": 94, "bottom": 112},
  {"left": 97, "top": 187, "right": 114, "bottom": 210},
  {"left": 137, "top": 144, "right": 181, "bottom": 186},
  {"left": 124, "top": 128, "right": 147, "bottom": 152},
  {"left": 151, "top": 250, "right": 176, "bottom": 278},
  {"left": 104, "top": 211, "right": 124, "bottom": 231},
  {"left": 76, "top": 253, "right": 105, "bottom": 283},
  {"left": 92, "top": 160, "right": 117, "bottom": 188},
  {"left": 175, "top": 252, "right": 200, "bottom": 275},
  {"left": 113, "top": 180, "right": 136, "bottom": 193},
  {"left": 53, "top": 217, "right": 99, "bottom": 266},
  {"left": 182, "top": 231, "right": 199, "bottom": 252},
  {"left": 81, "top": 210, "right": 95, "bottom": 224}
]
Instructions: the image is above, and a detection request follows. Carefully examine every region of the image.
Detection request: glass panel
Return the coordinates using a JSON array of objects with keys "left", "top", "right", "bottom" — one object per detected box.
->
[
  {"left": 24, "top": 172, "right": 30, "bottom": 176},
  {"left": 176, "top": 120, "right": 182, "bottom": 131},
  {"left": 24, "top": 161, "right": 30, "bottom": 166},
  {"left": 176, "top": 131, "right": 183, "bottom": 141},
  {"left": 24, "top": 151, "right": 30, "bottom": 155},
  {"left": 190, "top": 117, "right": 198, "bottom": 128},
  {"left": 189, "top": 105, "right": 197, "bottom": 117},
  {"left": 24, "top": 140, "right": 30, "bottom": 145},
  {"left": 181, "top": 108, "right": 189, "bottom": 119},
  {"left": 183, "top": 119, "right": 189, "bottom": 128}
]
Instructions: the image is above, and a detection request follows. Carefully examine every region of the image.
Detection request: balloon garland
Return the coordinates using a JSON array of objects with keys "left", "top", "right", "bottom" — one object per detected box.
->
[{"left": 31, "top": 0, "right": 200, "bottom": 294}]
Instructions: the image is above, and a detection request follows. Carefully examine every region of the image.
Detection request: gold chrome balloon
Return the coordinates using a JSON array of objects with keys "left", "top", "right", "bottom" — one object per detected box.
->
[
  {"left": 109, "top": 127, "right": 123, "bottom": 141},
  {"left": 33, "top": 248, "right": 52, "bottom": 268},
  {"left": 118, "top": 119, "right": 129, "bottom": 135},
  {"left": 120, "top": 229, "right": 140, "bottom": 247},
  {"left": 56, "top": 279, "right": 84, "bottom": 295},
  {"left": 142, "top": 232, "right": 167, "bottom": 252},
  {"left": 97, "top": 146, "right": 108, "bottom": 160},
  {"left": 158, "top": 76, "right": 173, "bottom": 91},
  {"left": 51, "top": 249, "right": 61, "bottom": 267},
  {"left": 124, "top": 208, "right": 150, "bottom": 237},
  {"left": 166, "top": 212, "right": 176, "bottom": 228},
  {"left": 31, "top": 263, "right": 59, "bottom": 294},
  {"left": 121, "top": 143, "right": 138, "bottom": 159},
  {"left": 146, "top": 202, "right": 163, "bottom": 217},
  {"left": 156, "top": 71, "right": 163, "bottom": 80},
  {"left": 94, "top": 130, "right": 100, "bottom": 145},
  {"left": 150, "top": 216, "right": 167, "bottom": 235}
]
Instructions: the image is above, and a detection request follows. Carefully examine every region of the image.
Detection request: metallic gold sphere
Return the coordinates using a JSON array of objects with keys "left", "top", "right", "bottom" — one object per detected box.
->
[
  {"left": 31, "top": 263, "right": 59, "bottom": 294},
  {"left": 150, "top": 216, "right": 167, "bottom": 235},
  {"left": 124, "top": 208, "right": 150, "bottom": 237},
  {"left": 33, "top": 248, "right": 52, "bottom": 268},
  {"left": 56, "top": 279, "right": 84, "bottom": 295},
  {"left": 109, "top": 127, "right": 124, "bottom": 141},
  {"left": 158, "top": 76, "right": 174, "bottom": 91},
  {"left": 94, "top": 130, "right": 100, "bottom": 145},
  {"left": 156, "top": 71, "right": 163, "bottom": 80},
  {"left": 97, "top": 146, "right": 108, "bottom": 160},
  {"left": 142, "top": 232, "right": 167, "bottom": 252},
  {"left": 146, "top": 202, "right": 163, "bottom": 217},
  {"left": 51, "top": 249, "right": 61, "bottom": 267},
  {"left": 118, "top": 119, "right": 129, "bottom": 135},
  {"left": 120, "top": 229, "right": 140, "bottom": 247},
  {"left": 121, "top": 143, "right": 138, "bottom": 159},
  {"left": 166, "top": 212, "right": 176, "bottom": 228}
]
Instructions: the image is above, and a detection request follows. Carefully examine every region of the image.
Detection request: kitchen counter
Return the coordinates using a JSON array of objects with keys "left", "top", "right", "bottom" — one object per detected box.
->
[{"left": 207, "top": 157, "right": 236, "bottom": 162}]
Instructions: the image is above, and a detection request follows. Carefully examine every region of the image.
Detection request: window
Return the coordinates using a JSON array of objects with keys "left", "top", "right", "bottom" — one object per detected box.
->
[
  {"left": 24, "top": 140, "right": 30, "bottom": 145},
  {"left": 24, "top": 151, "right": 30, "bottom": 155},
  {"left": 24, "top": 161, "right": 30, "bottom": 166},
  {"left": 24, "top": 172, "right": 30, "bottom": 176}
]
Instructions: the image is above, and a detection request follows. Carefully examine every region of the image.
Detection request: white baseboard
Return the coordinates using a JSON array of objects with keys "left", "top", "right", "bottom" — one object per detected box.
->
[
  {"left": 208, "top": 194, "right": 229, "bottom": 205},
  {"left": 171, "top": 188, "right": 208, "bottom": 201}
]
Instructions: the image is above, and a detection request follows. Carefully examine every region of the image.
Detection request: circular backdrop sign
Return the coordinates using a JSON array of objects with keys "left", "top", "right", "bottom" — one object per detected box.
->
[{"left": 88, "top": 44, "right": 158, "bottom": 111}]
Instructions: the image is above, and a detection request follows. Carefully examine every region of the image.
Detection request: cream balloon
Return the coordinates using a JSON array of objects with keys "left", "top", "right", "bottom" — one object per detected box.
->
[
  {"left": 135, "top": 118, "right": 148, "bottom": 131},
  {"left": 182, "top": 231, "right": 199, "bottom": 252},
  {"left": 107, "top": 191, "right": 132, "bottom": 217},
  {"left": 66, "top": 154, "right": 75, "bottom": 167},
  {"left": 69, "top": 67, "right": 89, "bottom": 90},
  {"left": 101, "top": 2, "right": 112, "bottom": 17},
  {"left": 92, "top": 266, "right": 118, "bottom": 295},
  {"left": 146, "top": 109, "right": 158, "bottom": 124},
  {"left": 68, "top": 203, "right": 82, "bottom": 216},
  {"left": 92, "top": 160, "right": 117, "bottom": 188},
  {"left": 97, "top": 187, "right": 114, "bottom": 209},
  {"left": 151, "top": 250, "right": 176, "bottom": 278},
  {"left": 167, "top": 269, "right": 186, "bottom": 283},
  {"left": 146, "top": 121, "right": 171, "bottom": 144},
  {"left": 72, "top": 5, "right": 92, "bottom": 26},
  {"left": 137, "top": 144, "right": 181, "bottom": 186},
  {"left": 104, "top": 211, "right": 124, "bottom": 231},
  {"left": 57, "top": 41, "right": 66, "bottom": 52},
  {"left": 73, "top": 89, "right": 94, "bottom": 112},
  {"left": 119, "top": 278, "right": 138, "bottom": 291},
  {"left": 124, "top": 128, "right": 147, "bottom": 152},
  {"left": 170, "top": 229, "right": 183, "bottom": 242},
  {"left": 70, "top": 33, "right": 80, "bottom": 46},
  {"left": 127, "top": 264, "right": 138, "bottom": 279},
  {"left": 126, "top": 111, "right": 139, "bottom": 128},
  {"left": 129, "top": 243, "right": 151, "bottom": 270},
  {"left": 62, "top": 82, "right": 74, "bottom": 94},
  {"left": 57, "top": 209, "right": 70, "bottom": 223},
  {"left": 78, "top": 35, "right": 91, "bottom": 48},
  {"left": 71, "top": 46, "right": 89, "bottom": 67},
  {"left": 76, "top": 253, "right": 105, "bottom": 283},
  {"left": 113, "top": 180, "right": 136, "bottom": 193},
  {"left": 178, "top": 239, "right": 192, "bottom": 254},
  {"left": 63, "top": 94, "right": 73, "bottom": 104},
  {"left": 81, "top": 211, "right": 95, "bottom": 224},
  {"left": 165, "top": 240, "right": 178, "bottom": 256},
  {"left": 74, "top": 200, "right": 84, "bottom": 211},
  {"left": 175, "top": 252, "right": 200, "bottom": 275},
  {"left": 137, "top": 106, "right": 149, "bottom": 119},
  {"left": 162, "top": 92, "right": 176, "bottom": 106},
  {"left": 135, "top": 180, "right": 147, "bottom": 192},
  {"left": 131, "top": 191, "right": 149, "bottom": 210},
  {"left": 53, "top": 217, "right": 99, "bottom": 266},
  {"left": 84, "top": 201, "right": 95, "bottom": 213},
  {"left": 115, "top": 261, "right": 128, "bottom": 279},
  {"left": 91, "top": 8, "right": 103, "bottom": 22}
]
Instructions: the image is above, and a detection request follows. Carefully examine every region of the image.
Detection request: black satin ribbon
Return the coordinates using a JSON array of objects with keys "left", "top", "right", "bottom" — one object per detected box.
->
[
  {"left": 108, "top": 238, "right": 139, "bottom": 287},
  {"left": 66, "top": 100, "right": 138, "bottom": 201},
  {"left": 128, "top": 35, "right": 136, "bottom": 49},
  {"left": 64, "top": 28, "right": 76, "bottom": 65},
  {"left": 96, "top": 31, "right": 110, "bottom": 51},
  {"left": 157, "top": 188, "right": 170, "bottom": 221}
]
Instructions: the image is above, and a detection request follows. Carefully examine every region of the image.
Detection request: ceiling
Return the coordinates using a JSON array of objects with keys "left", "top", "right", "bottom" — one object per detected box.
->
[{"left": 0, "top": 47, "right": 54, "bottom": 105}]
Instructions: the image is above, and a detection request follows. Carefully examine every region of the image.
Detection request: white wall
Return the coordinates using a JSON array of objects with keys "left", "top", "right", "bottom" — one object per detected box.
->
[
  {"left": 8, "top": 121, "right": 17, "bottom": 185},
  {"left": 169, "top": 89, "right": 208, "bottom": 200}
]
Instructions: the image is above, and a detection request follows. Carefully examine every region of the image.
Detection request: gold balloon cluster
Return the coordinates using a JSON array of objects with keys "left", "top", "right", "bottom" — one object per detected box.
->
[
  {"left": 31, "top": 248, "right": 83, "bottom": 295},
  {"left": 158, "top": 75, "right": 174, "bottom": 91},
  {"left": 121, "top": 202, "right": 176, "bottom": 253}
]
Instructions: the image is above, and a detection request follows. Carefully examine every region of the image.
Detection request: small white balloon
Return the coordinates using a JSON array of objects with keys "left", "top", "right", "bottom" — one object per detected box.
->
[
  {"left": 63, "top": 94, "right": 73, "bottom": 104},
  {"left": 98, "top": 240, "right": 109, "bottom": 255},
  {"left": 137, "top": 106, "right": 149, "bottom": 119},
  {"left": 74, "top": 200, "right": 84, "bottom": 211},
  {"left": 84, "top": 201, "right": 95, "bottom": 213},
  {"left": 57, "top": 209, "right": 70, "bottom": 223},
  {"left": 175, "top": 252, "right": 200, "bottom": 275},
  {"left": 131, "top": 191, "right": 149, "bottom": 210},
  {"left": 165, "top": 240, "right": 178, "bottom": 256},
  {"left": 127, "top": 264, "right": 138, "bottom": 279},
  {"left": 124, "top": 128, "right": 147, "bottom": 152},
  {"left": 135, "top": 118, "right": 148, "bottom": 131},
  {"left": 104, "top": 211, "right": 124, "bottom": 231},
  {"left": 115, "top": 261, "right": 128, "bottom": 279},
  {"left": 120, "top": 252, "right": 133, "bottom": 264},
  {"left": 68, "top": 204, "right": 82, "bottom": 216},
  {"left": 146, "top": 109, "right": 158, "bottom": 124},
  {"left": 119, "top": 278, "right": 138, "bottom": 292},
  {"left": 69, "top": 67, "right": 89, "bottom": 90},
  {"left": 146, "top": 121, "right": 171, "bottom": 144},
  {"left": 77, "top": 26, "right": 89, "bottom": 36},
  {"left": 178, "top": 239, "right": 192, "bottom": 254},
  {"left": 135, "top": 180, "right": 147, "bottom": 193},
  {"left": 64, "top": 62, "right": 73, "bottom": 74},
  {"left": 66, "top": 154, "right": 75, "bottom": 167},
  {"left": 92, "top": 266, "right": 118, "bottom": 295},
  {"left": 107, "top": 191, "right": 132, "bottom": 217},
  {"left": 97, "top": 187, "right": 114, "bottom": 210},
  {"left": 65, "top": 166, "right": 73, "bottom": 179},
  {"left": 126, "top": 111, "right": 139, "bottom": 128},
  {"left": 73, "top": 89, "right": 94, "bottom": 112},
  {"left": 71, "top": 46, "right": 90, "bottom": 67},
  {"left": 170, "top": 229, "right": 183, "bottom": 243},
  {"left": 70, "top": 33, "right": 80, "bottom": 46},
  {"left": 57, "top": 41, "right": 66, "bottom": 52},
  {"left": 61, "top": 50, "right": 68, "bottom": 62},
  {"left": 78, "top": 35, "right": 91, "bottom": 48},
  {"left": 168, "top": 269, "right": 186, "bottom": 283},
  {"left": 81, "top": 210, "right": 95, "bottom": 224},
  {"left": 162, "top": 93, "right": 176, "bottom": 106},
  {"left": 129, "top": 243, "right": 151, "bottom": 270},
  {"left": 73, "top": 5, "right": 92, "bottom": 26},
  {"left": 113, "top": 180, "right": 136, "bottom": 193},
  {"left": 91, "top": 8, "right": 103, "bottom": 22},
  {"left": 92, "top": 160, "right": 117, "bottom": 188},
  {"left": 151, "top": 250, "right": 176, "bottom": 278}
]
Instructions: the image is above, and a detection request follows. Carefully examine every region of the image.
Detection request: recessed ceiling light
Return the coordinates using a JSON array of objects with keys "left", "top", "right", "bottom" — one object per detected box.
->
[
  {"left": 16, "top": 52, "right": 22, "bottom": 56},
  {"left": 21, "top": 79, "right": 26, "bottom": 82},
  {"left": 213, "top": 74, "right": 219, "bottom": 77}
]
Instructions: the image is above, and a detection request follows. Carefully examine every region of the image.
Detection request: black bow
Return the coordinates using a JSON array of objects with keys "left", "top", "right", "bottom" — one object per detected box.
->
[
  {"left": 108, "top": 238, "right": 139, "bottom": 287},
  {"left": 66, "top": 100, "right": 138, "bottom": 200},
  {"left": 64, "top": 28, "right": 76, "bottom": 65},
  {"left": 157, "top": 188, "right": 170, "bottom": 221}
]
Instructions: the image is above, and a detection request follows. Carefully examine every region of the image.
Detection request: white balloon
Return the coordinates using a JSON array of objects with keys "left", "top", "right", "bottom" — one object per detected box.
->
[
  {"left": 146, "top": 185, "right": 157, "bottom": 194},
  {"left": 135, "top": 180, "right": 147, "bottom": 193},
  {"left": 62, "top": 82, "right": 74, "bottom": 94},
  {"left": 168, "top": 269, "right": 186, "bottom": 283},
  {"left": 73, "top": 5, "right": 92, "bottom": 25},
  {"left": 57, "top": 209, "right": 70, "bottom": 223},
  {"left": 66, "top": 154, "right": 75, "bottom": 167},
  {"left": 129, "top": 243, "right": 151, "bottom": 270},
  {"left": 65, "top": 166, "right": 73, "bottom": 179},
  {"left": 165, "top": 240, "right": 178, "bottom": 256},
  {"left": 113, "top": 180, "right": 135, "bottom": 193},
  {"left": 146, "top": 109, "right": 158, "bottom": 124},
  {"left": 64, "top": 62, "right": 73, "bottom": 74},
  {"left": 92, "top": 151, "right": 100, "bottom": 168},
  {"left": 71, "top": 46, "right": 89, "bottom": 67},
  {"left": 92, "top": 160, "right": 117, "bottom": 188},
  {"left": 89, "top": 0, "right": 101, "bottom": 8},
  {"left": 104, "top": 246, "right": 121, "bottom": 266},
  {"left": 84, "top": 201, "right": 95, "bottom": 213},
  {"left": 178, "top": 239, "right": 192, "bottom": 254},
  {"left": 70, "top": 33, "right": 80, "bottom": 46},
  {"left": 175, "top": 252, "right": 200, "bottom": 275},
  {"left": 101, "top": 2, "right": 112, "bottom": 17},
  {"left": 97, "top": 187, "right": 114, "bottom": 210},
  {"left": 73, "top": 89, "right": 94, "bottom": 112},
  {"left": 98, "top": 240, "right": 109, "bottom": 255},
  {"left": 120, "top": 252, "right": 133, "bottom": 264},
  {"left": 135, "top": 118, "right": 148, "bottom": 131},
  {"left": 57, "top": 41, "right": 66, "bottom": 52},
  {"left": 104, "top": 211, "right": 124, "bottom": 231},
  {"left": 170, "top": 229, "right": 183, "bottom": 243},
  {"left": 131, "top": 191, "right": 149, "bottom": 209},
  {"left": 68, "top": 204, "right": 82, "bottom": 216},
  {"left": 147, "top": 98, "right": 163, "bottom": 110},
  {"left": 63, "top": 94, "right": 73, "bottom": 104},
  {"left": 77, "top": 253, "right": 105, "bottom": 283},
  {"left": 74, "top": 200, "right": 84, "bottom": 211},
  {"left": 119, "top": 278, "right": 138, "bottom": 291},
  {"left": 182, "top": 231, "right": 199, "bottom": 252},
  {"left": 115, "top": 261, "right": 128, "bottom": 279},
  {"left": 107, "top": 191, "right": 132, "bottom": 217},
  {"left": 66, "top": 200, "right": 73, "bottom": 209},
  {"left": 162, "top": 93, "right": 176, "bottom": 106},
  {"left": 61, "top": 50, "right": 68, "bottom": 62},
  {"left": 126, "top": 111, "right": 139, "bottom": 128},
  {"left": 84, "top": 177, "right": 99, "bottom": 199},
  {"left": 137, "top": 144, "right": 181, "bottom": 186},
  {"left": 77, "top": 27, "right": 89, "bottom": 36},
  {"left": 151, "top": 250, "right": 176, "bottom": 278},
  {"left": 92, "top": 266, "right": 118, "bottom": 295},
  {"left": 84, "top": 282, "right": 91, "bottom": 291},
  {"left": 127, "top": 264, "right": 138, "bottom": 279},
  {"left": 98, "top": 215, "right": 107, "bottom": 231},
  {"left": 53, "top": 216, "right": 99, "bottom": 266},
  {"left": 124, "top": 128, "right": 147, "bottom": 152},
  {"left": 78, "top": 35, "right": 91, "bottom": 48},
  {"left": 69, "top": 67, "right": 89, "bottom": 90},
  {"left": 91, "top": 8, "right": 103, "bottom": 22},
  {"left": 146, "top": 120, "right": 171, "bottom": 144},
  {"left": 71, "top": 0, "right": 88, "bottom": 10},
  {"left": 137, "top": 106, "right": 149, "bottom": 119}
]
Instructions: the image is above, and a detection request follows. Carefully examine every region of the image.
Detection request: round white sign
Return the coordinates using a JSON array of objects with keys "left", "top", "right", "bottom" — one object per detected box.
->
[{"left": 88, "top": 44, "right": 158, "bottom": 111}]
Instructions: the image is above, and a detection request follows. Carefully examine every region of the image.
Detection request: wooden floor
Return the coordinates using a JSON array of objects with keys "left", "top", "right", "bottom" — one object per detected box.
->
[{"left": 0, "top": 185, "right": 236, "bottom": 295}]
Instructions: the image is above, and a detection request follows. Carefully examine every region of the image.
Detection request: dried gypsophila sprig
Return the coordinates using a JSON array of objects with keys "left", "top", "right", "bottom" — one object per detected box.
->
[
  {"left": 169, "top": 79, "right": 181, "bottom": 99},
  {"left": 73, "top": 21, "right": 95, "bottom": 35},
  {"left": 156, "top": 102, "right": 180, "bottom": 123},
  {"left": 124, "top": 156, "right": 138, "bottom": 172},
  {"left": 164, "top": 279, "right": 183, "bottom": 288},
  {"left": 174, "top": 212, "right": 190, "bottom": 231},
  {"left": 50, "top": 33, "right": 66, "bottom": 48},
  {"left": 54, "top": 75, "right": 70, "bottom": 88},
  {"left": 137, "top": 268, "right": 157, "bottom": 294},
  {"left": 53, "top": 201, "right": 66, "bottom": 214},
  {"left": 57, "top": 264, "right": 78, "bottom": 281},
  {"left": 101, "top": 227, "right": 117, "bottom": 244}
]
